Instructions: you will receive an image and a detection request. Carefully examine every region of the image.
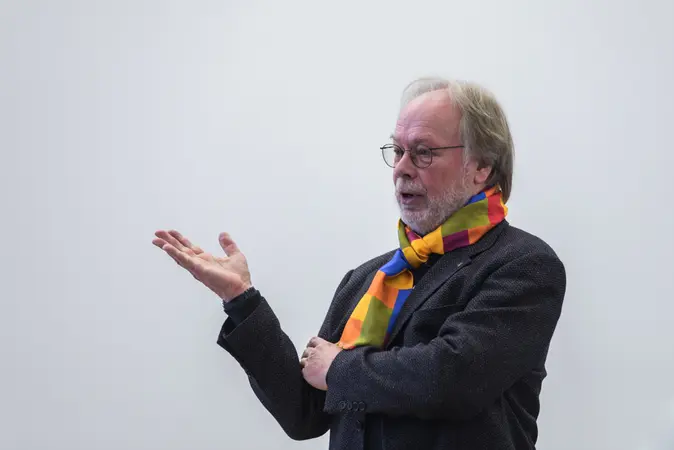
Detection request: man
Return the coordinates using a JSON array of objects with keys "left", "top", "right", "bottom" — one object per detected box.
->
[{"left": 152, "top": 77, "right": 566, "bottom": 450}]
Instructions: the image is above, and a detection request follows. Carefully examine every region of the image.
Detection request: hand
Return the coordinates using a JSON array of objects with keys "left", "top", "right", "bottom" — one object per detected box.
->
[
  {"left": 300, "top": 336, "right": 342, "bottom": 391},
  {"left": 152, "top": 229, "right": 252, "bottom": 303}
]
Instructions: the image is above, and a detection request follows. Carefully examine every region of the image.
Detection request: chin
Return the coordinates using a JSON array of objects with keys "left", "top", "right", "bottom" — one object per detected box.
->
[
  {"left": 397, "top": 184, "right": 472, "bottom": 235},
  {"left": 400, "top": 210, "right": 436, "bottom": 236}
]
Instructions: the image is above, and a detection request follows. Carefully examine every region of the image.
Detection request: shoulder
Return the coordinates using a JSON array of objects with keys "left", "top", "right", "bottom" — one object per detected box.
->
[
  {"left": 466, "top": 222, "right": 566, "bottom": 294},
  {"left": 335, "top": 249, "right": 396, "bottom": 293},
  {"left": 331, "top": 248, "right": 398, "bottom": 290},
  {"left": 353, "top": 249, "right": 397, "bottom": 274},
  {"left": 478, "top": 223, "right": 566, "bottom": 295},
  {"left": 490, "top": 222, "right": 563, "bottom": 264}
]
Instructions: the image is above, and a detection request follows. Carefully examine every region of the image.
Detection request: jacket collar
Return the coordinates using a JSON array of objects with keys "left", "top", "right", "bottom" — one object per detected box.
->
[{"left": 384, "top": 220, "right": 509, "bottom": 347}]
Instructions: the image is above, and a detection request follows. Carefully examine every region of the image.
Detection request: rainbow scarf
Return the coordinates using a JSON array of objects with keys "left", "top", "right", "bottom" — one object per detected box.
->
[{"left": 336, "top": 186, "right": 507, "bottom": 349}]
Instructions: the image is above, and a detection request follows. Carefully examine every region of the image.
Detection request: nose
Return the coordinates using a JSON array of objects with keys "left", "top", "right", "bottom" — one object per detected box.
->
[{"left": 393, "top": 149, "right": 417, "bottom": 180}]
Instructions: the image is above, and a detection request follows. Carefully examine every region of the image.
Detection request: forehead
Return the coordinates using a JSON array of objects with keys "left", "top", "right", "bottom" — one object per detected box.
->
[{"left": 393, "top": 90, "right": 460, "bottom": 145}]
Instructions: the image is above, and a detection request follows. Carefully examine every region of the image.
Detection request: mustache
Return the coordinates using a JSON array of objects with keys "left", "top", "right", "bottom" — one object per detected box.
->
[{"left": 395, "top": 178, "right": 426, "bottom": 195}]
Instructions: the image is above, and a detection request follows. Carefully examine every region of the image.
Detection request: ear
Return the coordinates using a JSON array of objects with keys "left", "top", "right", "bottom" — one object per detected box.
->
[{"left": 473, "top": 164, "right": 492, "bottom": 185}]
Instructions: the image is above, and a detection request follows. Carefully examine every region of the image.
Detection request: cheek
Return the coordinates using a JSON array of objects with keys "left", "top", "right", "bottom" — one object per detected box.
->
[
  {"left": 415, "top": 173, "right": 431, "bottom": 192},
  {"left": 418, "top": 169, "right": 447, "bottom": 194},
  {"left": 422, "top": 167, "right": 463, "bottom": 196}
]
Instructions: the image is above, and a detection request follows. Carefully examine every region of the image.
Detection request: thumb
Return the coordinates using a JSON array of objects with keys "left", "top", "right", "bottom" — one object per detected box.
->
[{"left": 219, "top": 232, "right": 241, "bottom": 257}]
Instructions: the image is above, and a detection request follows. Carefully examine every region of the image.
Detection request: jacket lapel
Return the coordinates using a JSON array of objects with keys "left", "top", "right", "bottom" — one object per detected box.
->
[
  {"left": 384, "top": 221, "right": 509, "bottom": 348},
  {"left": 329, "top": 251, "right": 394, "bottom": 343}
]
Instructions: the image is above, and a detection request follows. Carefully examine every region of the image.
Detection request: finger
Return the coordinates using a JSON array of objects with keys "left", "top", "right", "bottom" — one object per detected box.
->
[
  {"left": 155, "top": 230, "right": 186, "bottom": 251},
  {"left": 156, "top": 241, "right": 202, "bottom": 280},
  {"left": 307, "top": 336, "right": 325, "bottom": 348},
  {"left": 300, "top": 357, "right": 307, "bottom": 368},
  {"left": 154, "top": 238, "right": 182, "bottom": 264},
  {"left": 169, "top": 230, "right": 204, "bottom": 254},
  {"left": 152, "top": 238, "right": 167, "bottom": 249},
  {"left": 155, "top": 230, "right": 190, "bottom": 253},
  {"left": 301, "top": 347, "right": 314, "bottom": 360},
  {"left": 218, "top": 232, "right": 241, "bottom": 257},
  {"left": 162, "top": 244, "right": 190, "bottom": 267},
  {"left": 163, "top": 243, "right": 197, "bottom": 270}
]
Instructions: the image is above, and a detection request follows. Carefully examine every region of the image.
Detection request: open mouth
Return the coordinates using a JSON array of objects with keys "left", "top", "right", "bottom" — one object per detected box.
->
[{"left": 399, "top": 192, "right": 424, "bottom": 205}]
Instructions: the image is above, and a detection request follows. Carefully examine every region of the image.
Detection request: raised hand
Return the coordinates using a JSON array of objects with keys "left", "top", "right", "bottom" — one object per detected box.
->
[{"left": 152, "top": 230, "right": 252, "bottom": 303}]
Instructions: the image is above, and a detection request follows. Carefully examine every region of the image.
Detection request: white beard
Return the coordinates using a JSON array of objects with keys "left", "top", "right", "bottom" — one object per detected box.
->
[{"left": 396, "top": 176, "right": 472, "bottom": 236}]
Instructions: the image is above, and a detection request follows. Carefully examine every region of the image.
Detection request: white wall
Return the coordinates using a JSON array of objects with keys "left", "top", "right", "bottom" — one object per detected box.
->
[{"left": 2, "top": 1, "right": 673, "bottom": 449}]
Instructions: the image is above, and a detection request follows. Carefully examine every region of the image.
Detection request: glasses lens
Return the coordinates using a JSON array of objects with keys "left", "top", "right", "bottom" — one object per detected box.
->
[
  {"left": 414, "top": 148, "right": 432, "bottom": 168},
  {"left": 382, "top": 145, "right": 399, "bottom": 167}
]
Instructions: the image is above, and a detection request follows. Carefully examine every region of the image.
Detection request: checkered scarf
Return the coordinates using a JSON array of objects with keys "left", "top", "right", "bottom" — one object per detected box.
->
[{"left": 337, "top": 186, "right": 507, "bottom": 349}]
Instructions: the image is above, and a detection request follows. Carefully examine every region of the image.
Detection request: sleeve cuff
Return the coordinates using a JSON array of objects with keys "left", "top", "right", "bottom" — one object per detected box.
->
[{"left": 223, "top": 287, "right": 262, "bottom": 326}]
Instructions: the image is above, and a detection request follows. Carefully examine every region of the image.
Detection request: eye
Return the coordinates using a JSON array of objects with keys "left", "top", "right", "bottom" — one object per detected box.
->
[{"left": 415, "top": 146, "right": 432, "bottom": 157}]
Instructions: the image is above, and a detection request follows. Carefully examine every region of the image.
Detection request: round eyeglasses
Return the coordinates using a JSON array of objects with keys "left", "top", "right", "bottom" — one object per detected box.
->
[{"left": 380, "top": 143, "right": 464, "bottom": 168}]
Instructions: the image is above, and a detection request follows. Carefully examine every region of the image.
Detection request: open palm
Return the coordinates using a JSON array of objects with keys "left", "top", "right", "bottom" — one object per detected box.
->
[{"left": 152, "top": 229, "right": 252, "bottom": 302}]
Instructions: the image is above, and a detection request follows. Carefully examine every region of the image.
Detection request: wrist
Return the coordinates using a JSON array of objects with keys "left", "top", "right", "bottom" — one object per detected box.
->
[
  {"left": 222, "top": 284, "right": 255, "bottom": 304},
  {"left": 222, "top": 286, "right": 261, "bottom": 323}
]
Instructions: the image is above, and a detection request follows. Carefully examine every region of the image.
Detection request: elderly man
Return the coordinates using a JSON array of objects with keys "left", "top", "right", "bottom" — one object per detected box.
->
[{"left": 153, "top": 77, "right": 566, "bottom": 450}]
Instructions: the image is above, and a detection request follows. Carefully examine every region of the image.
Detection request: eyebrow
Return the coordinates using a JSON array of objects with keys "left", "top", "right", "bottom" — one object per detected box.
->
[{"left": 389, "top": 133, "right": 434, "bottom": 147}]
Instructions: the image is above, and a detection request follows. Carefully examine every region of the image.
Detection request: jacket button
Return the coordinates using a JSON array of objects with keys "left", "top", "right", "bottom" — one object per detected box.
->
[{"left": 338, "top": 400, "right": 346, "bottom": 411}]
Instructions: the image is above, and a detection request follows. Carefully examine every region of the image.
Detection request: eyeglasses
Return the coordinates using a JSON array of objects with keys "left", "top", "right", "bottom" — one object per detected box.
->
[{"left": 380, "top": 143, "right": 464, "bottom": 168}]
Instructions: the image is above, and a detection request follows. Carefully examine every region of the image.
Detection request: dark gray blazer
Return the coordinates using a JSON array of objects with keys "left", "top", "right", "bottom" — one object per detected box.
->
[{"left": 217, "top": 221, "right": 566, "bottom": 449}]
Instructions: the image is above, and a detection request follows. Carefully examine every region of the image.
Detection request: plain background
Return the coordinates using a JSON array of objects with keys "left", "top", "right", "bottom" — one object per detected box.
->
[{"left": 1, "top": 1, "right": 673, "bottom": 449}]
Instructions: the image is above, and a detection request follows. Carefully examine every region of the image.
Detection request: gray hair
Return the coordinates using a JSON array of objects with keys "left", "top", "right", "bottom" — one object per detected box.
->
[{"left": 400, "top": 77, "right": 514, "bottom": 202}]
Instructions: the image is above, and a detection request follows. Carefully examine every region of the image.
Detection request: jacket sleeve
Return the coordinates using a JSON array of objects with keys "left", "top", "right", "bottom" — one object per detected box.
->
[
  {"left": 323, "top": 251, "right": 566, "bottom": 421},
  {"left": 216, "top": 271, "right": 354, "bottom": 440}
]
